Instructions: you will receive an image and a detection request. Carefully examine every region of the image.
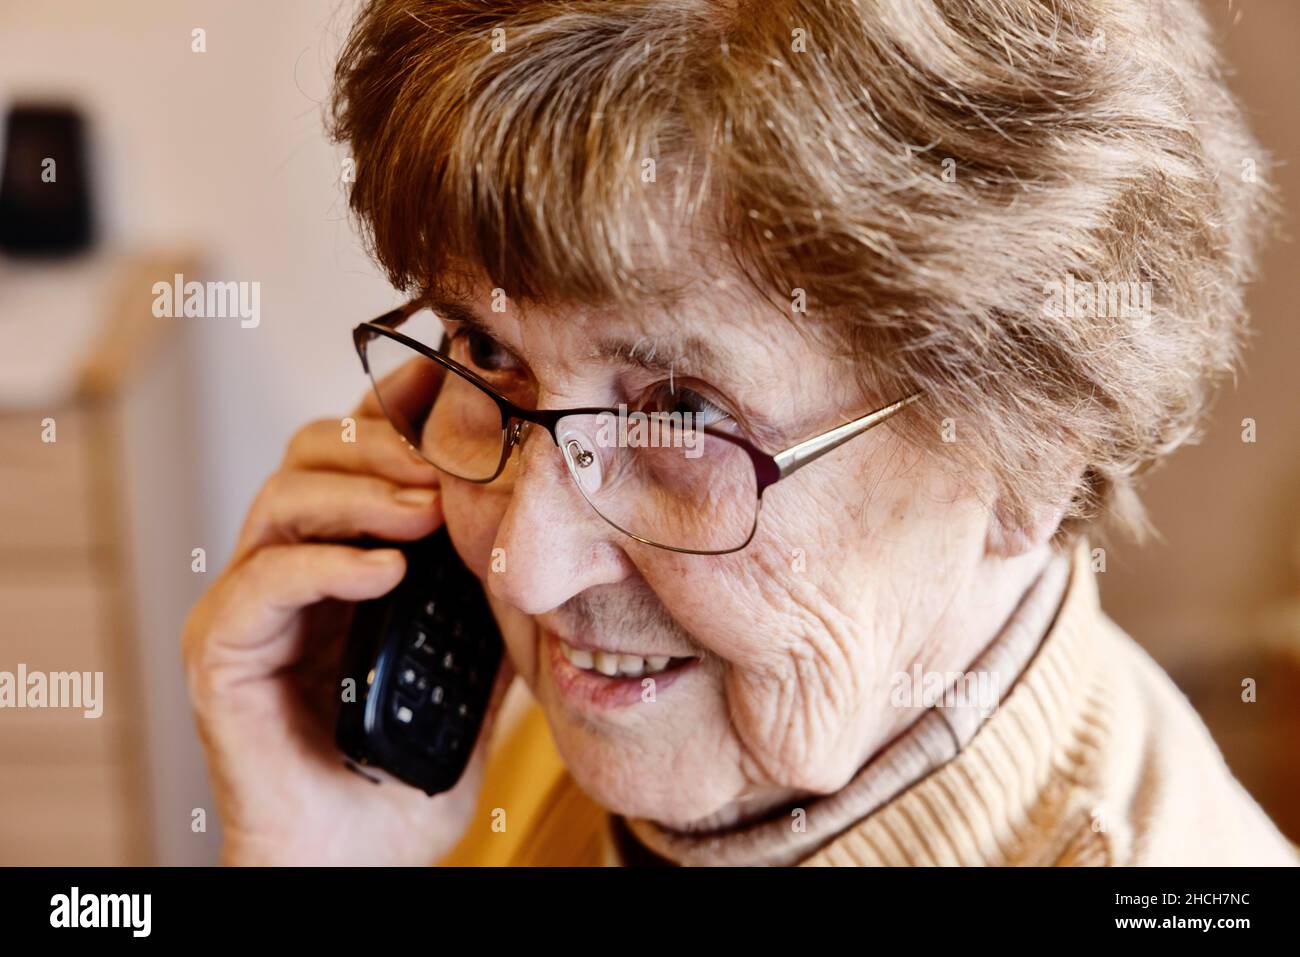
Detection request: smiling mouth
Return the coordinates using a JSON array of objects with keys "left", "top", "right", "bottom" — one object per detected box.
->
[{"left": 556, "top": 638, "right": 696, "bottom": 680}]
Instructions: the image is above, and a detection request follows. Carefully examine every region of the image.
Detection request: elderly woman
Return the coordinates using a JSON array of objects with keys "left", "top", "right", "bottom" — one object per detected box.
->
[{"left": 183, "top": 0, "right": 1296, "bottom": 865}]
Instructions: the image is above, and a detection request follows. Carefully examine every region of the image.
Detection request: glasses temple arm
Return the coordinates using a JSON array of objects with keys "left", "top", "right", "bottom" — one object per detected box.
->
[{"left": 771, "top": 391, "right": 924, "bottom": 480}]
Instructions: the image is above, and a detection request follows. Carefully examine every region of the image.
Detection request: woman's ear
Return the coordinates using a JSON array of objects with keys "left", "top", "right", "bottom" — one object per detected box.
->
[
  {"left": 984, "top": 453, "right": 1088, "bottom": 558},
  {"left": 985, "top": 499, "right": 1067, "bottom": 558}
]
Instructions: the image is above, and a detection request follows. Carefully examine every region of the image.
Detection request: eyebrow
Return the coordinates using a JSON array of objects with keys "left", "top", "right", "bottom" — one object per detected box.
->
[
  {"left": 597, "top": 332, "right": 737, "bottom": 385},
  {"left": 424, "top": 295, "right": 785, "bottom": 446},
  {"left": 426, "top": 296, "right": 738, "bottom": 382}
]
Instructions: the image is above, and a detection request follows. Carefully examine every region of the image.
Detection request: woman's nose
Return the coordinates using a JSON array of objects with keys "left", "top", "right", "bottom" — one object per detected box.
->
[{"left": 485, "top": 420, "right": 635, "bottom": 616}]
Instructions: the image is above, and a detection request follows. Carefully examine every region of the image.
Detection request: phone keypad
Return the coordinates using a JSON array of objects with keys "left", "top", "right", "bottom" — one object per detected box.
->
[
  {"left": 336, "top": 530, "right": 505, "bottom": 796},
  {"left": 385, "top": 582, "right": 498, "bottom": 768}
]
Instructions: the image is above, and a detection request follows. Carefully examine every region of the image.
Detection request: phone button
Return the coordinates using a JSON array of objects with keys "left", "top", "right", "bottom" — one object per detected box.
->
[
  {"left": 409, "top": 626, "right": 436, "bottom": 658},
  {"left": 436, "top": 722, "right": 468, "bottom": 756},
  {"left": 393, "top": 702, "right": 416, "bottom": 726},
  {"left": 397, "top": 657, "right": 430, "bottom": 693}
]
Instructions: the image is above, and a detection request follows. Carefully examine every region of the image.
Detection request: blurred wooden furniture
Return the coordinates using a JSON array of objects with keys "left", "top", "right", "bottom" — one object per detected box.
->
[{"left": 0, "top": 251, "right": 196, "bottom": 864}]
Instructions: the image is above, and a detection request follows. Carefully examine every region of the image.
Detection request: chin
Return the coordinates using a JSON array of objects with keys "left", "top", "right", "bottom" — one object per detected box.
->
[
  {"left": 525, "top": 621, "right": 747, "bottom": 822},
  {"left": 548, "top": 723, "right": 734, "bottom": 824},
  {"left": 539, "top": 696, "right": 746, "bottom": 825}
]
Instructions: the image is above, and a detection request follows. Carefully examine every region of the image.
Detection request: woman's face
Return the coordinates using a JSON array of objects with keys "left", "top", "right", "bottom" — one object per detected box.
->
[{"left": 436, "top": 270, "right": 1026, "bottom": 829}]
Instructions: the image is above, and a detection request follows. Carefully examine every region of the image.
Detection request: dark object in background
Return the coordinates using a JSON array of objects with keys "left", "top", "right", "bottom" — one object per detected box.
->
[{"left": 0, "top": 103, "right": 95, "bottom": 257}]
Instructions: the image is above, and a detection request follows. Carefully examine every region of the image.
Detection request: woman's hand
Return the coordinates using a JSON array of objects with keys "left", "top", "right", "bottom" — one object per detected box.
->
[{"left": 182, "top": 382, "right": 514, "bottom": 865}]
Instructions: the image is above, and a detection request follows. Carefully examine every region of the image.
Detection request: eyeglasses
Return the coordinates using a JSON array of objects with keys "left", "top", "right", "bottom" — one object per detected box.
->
[{"left": 353, "top": 300, "right": 922, "bottom": 555}]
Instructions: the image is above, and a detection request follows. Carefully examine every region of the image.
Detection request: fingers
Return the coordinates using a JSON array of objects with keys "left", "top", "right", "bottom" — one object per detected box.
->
[
  {"left": 184, "top": 544, "right": 407, "bottom": 701},
  {"left": 232, "top": 470, "right": 442, "bottom": 565},
  {"left": 284, "top": 415, "right": 440, "bottom": 487}
]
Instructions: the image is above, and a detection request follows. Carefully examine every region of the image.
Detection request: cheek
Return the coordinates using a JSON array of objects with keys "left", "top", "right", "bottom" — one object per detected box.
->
[
  {"left": 723, "top": 601, "right": 879, "bottom": 794},
  {"left": 649, "top": 476, "right": 916, "bottom": 793},
  {"left": 643, "top": 541, "right": 879, "bottom": 792},
  {"left": 440, "top": 477, "right": 509, "bottom": 575}
]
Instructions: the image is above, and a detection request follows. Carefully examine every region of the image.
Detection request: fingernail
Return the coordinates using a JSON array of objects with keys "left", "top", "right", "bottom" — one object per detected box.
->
[
  {"left": 394, "top": 487, "right": 437, "bottom": 507},
  {"left": 364, "top": 548, "right": 403, "bottom": 564}
]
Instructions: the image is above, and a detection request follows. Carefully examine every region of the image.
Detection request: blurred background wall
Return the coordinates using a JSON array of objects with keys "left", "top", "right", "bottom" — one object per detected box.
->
[
  {"left": 0, "top": 0, "right": 393, "bottom": 865},
  {"left": 0, "top": 0, "right": 1295, "bottom": 864}
]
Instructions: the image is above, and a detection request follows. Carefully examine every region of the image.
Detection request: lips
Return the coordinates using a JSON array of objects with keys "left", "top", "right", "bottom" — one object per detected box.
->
[{"left": 542, "top": 628, "right": 699, "bottom": 710}]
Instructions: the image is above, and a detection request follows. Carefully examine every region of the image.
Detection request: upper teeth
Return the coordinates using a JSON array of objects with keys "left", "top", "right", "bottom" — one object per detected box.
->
[{"left": 560, "top": 640, "right": 676, "bottom": 678}]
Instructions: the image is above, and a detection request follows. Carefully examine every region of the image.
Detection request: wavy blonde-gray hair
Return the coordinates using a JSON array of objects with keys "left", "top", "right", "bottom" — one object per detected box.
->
[{"left": 331, "top": 0, "right": 1270, "bottom": 541}]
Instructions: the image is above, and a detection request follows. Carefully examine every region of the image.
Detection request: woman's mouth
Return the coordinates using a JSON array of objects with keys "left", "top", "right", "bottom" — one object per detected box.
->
[
  {"left": 557, "top": 639, "right": 693, "bottom": 679},
  {"left": 544, "top": 628, "right": 699, "bottom": 711}
]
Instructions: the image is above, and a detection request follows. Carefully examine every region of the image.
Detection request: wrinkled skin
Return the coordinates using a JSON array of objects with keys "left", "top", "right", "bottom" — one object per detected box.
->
[
  {"left": 184, "top": 263, "right": 1057, "bottom": 864},
  {"left": 439, "top": 273, "right": 1057, "bottom": 830}
]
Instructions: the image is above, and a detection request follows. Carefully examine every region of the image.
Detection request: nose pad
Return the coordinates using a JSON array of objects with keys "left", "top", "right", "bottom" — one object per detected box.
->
[{"left": 559, "top": 428, "right": 603, "bottom": 495}]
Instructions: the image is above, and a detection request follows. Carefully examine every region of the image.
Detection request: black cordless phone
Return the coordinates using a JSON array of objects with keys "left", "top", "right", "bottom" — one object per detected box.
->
[{"left": 335, "top": 528, "right": 504, "bottom": 796}]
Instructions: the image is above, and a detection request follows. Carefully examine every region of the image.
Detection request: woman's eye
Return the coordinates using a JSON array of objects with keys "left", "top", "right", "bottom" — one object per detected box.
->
[
  {"left": 462, "top": 329, "right": 519, "bottom": 373},
  {"left": 640, "top": 385, "right": 730, "bottom": 427}
]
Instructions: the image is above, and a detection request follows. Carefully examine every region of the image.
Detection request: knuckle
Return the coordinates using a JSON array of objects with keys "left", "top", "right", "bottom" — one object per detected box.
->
[
  {"left": 252, "top": 470, "right": 291, "bottom": 512},
  {"left": 237, "top": 485, "right": 278, "bottom": 544},
  {"left": 235, "top": 544, "right": 282, "bottom": 591},
  {"left": 180, "top": 588, "right": 224, "bottom": 703},
  {"left": 285, "top": 418, "right": 329, "bottom": 460}
]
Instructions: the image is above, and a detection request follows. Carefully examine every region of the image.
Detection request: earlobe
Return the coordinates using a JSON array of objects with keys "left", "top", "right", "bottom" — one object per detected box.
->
[{"left": 985, "top": 500, "right": 1066, "bottom": 558}]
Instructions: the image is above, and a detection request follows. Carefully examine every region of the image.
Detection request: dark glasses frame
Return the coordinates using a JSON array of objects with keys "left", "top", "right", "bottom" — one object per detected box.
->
[{"left": 353, "top": 300, "right": 923, "bottom": 554}]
